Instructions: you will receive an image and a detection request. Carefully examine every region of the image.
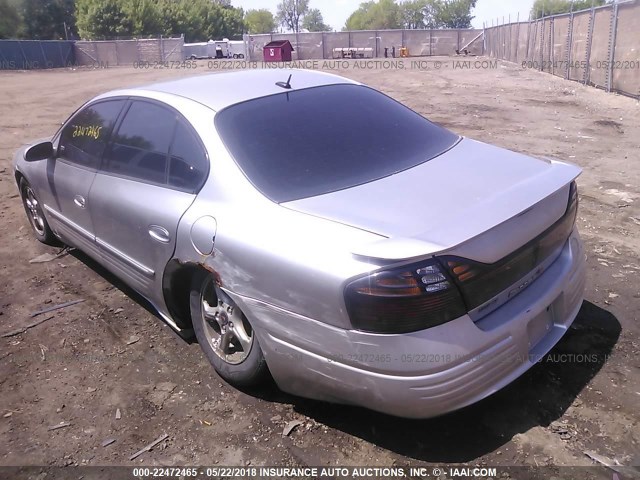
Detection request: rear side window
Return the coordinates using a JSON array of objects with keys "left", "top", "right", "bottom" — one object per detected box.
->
[
  {"left": 215, "top": 84, "right": 459, "bottom": 203},
  {"left": 104, "top": 101, "right": 175, "bottom": 185},
  {"left": 59, "top": 100, "right": 125, "bottom": 169},
  {"left": 168, "top": 120, "right": 209, "bottom": 191}
]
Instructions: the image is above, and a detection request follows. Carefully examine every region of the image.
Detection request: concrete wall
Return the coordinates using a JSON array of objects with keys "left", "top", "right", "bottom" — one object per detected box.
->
[
  {"left": 247, "top": 35, "right": 271, "bottom": 61},
  {"left": 323, "top": 32, "right": 350, "bottom": 58},
  {"left": 246, "top": 28, "right": 483, "bottom": 61},
  {"left": 403, "top": 30, "right": 428, "bottom": 56},
  {"left": 484, "top": 0, "right": 639, "bottom": 98},
  {"left": 296, "top": 32, "right": 323, "bottom": 61}
]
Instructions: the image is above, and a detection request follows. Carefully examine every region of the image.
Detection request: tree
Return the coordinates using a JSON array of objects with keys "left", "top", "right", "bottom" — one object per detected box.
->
[
  {"left": 399, "top": 0, "right": 425, "bottom": 29},
  {"left": 219, "top": 5, "right": 244, "bottom": 39},
  {"left": 245, "top": 9, "right": 276, "bottom": 34},
  {"left": 76, "top": 0, "right": 245, "bottom": 41},
  {"left": 345, "top": 1, "right": 371, "bottom": 30},
  {"left": 160, "top": 0, "right": 205, "bottom": 42},
  {"left": 531, "top": 0, "right": 606, "bottom": 19},
  {"left": 399, "top": 0, "right": 440, "bottom": 29},
  {"left": 302, "top": 8, "right": 330, "bottom": 31},
  {"left": 76, "top": 0, "right": 131, "bottom": 39},
  {"left": 345, "top": 0, "right": 401, "bottom": 31},
  {"left": 346, "top": 0, "right": 478, "bottom": 30},
  {"left": 199, "top": 1, "right": 244, "bottom": 40},
  {"left": 122, "top": 0, "right": 163, "bottom": 37},
  {"left": 277, "top": 0, "right": 309, "bottom": 33},
  {"left": 434, "top": 0, "right": 476, "bottom": 29},
  {"left": 0, "top": 0, "right": 20, "bottom": 39},
  {"left": 21, "top": 0, "right": 77, "bottom": 39}
]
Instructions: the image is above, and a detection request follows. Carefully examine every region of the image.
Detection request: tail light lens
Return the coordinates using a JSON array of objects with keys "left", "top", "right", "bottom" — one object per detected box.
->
[
  {"left": 439, "top": 181, "right": 579, "bottom": 311},
  {"left": 345, "top": 182, "right": 578, "bottom": 333},
  {"left": 567, "top": 180, "right": 578, "bottom": 222},
  {"left": 345, "top": 260, "right": 466, "bottom": 333}
]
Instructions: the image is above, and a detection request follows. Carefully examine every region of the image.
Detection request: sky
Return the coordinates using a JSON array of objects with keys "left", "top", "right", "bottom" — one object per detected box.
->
[{"left": 232, "top": 0, "right": 535, "bottom": 31}]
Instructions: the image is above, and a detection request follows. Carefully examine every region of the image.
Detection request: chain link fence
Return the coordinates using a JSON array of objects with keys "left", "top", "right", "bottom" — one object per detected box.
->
[
  {"left": 0, "top": 30, "right": 487, "bottom": 69},
  {"left": 74, "top": 36, "right": 184, "bottom": 66},
  {"left": 484, "top": 0, "right": 640, "bottom": 98},
  {"left": 0, "top": 40, "right": 75, "bottom": 70},
  {"left": 0, "top": 36, "right": 184, "bottom": 70}
]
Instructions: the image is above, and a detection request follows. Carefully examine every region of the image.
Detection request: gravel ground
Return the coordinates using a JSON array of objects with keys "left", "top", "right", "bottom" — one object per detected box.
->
[{"left": 0, "top": 58, "right": 638, "bottom": 476}]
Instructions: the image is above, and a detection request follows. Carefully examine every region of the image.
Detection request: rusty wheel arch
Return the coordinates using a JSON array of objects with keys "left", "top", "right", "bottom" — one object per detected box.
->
[{"left": 162, "top": 259, "right": 216, "bottom": 331}]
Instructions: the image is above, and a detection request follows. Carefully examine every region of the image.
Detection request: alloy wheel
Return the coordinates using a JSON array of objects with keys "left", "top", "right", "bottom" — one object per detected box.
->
[
  {"left": 200, "top": 280, "right": 253, "bottom": 365},
  {"left": 24, "top": 187, "right": 46, "bottom": 236}
]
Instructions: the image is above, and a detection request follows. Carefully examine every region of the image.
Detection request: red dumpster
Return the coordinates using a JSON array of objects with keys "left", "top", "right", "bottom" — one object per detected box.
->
[{"left": 263, "top": 40, "right": 294, "bottom": 62}]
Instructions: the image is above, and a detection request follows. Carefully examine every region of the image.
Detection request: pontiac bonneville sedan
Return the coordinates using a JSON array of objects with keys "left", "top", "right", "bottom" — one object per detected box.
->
[{"left": 14, "top": 69, "right": 585, "bottom": 418}]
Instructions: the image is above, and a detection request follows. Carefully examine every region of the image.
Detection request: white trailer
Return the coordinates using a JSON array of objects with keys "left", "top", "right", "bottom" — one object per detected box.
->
[
  {"left": 184, "top": 39, "right": 246, "bottom": 60},
  {"left": 228, "top": 41, "right": 246, "bottom": 59},
  {"left": 184, "top": 41, "right": 214, "bottom": 59}
]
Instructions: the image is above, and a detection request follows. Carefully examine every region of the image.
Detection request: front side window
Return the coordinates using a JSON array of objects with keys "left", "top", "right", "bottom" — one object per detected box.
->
[
  {"left": 104, "top": 101, "right": 176, "bottom": 185},
  {"left": 58, "top": 100, "right": 126, "bottom": 169}
]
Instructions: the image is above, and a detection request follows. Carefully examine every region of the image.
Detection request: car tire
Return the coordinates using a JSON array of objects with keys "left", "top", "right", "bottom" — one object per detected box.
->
[
  {"left": 19, "top": 178, "right": 59, "bottom": 246},
  {"left": 190, "top": 270, "right": 269, "bottom": 387}
]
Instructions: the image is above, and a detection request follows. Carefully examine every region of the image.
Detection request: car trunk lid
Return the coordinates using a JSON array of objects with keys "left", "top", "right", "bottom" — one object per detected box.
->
[{"left": 282, "top": 138, "right": 581, "bottom": 262}]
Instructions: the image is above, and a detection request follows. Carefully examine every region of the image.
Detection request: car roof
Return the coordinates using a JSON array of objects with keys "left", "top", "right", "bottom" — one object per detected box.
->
[{"left": 102, "top": 69, "right": 359, "bottom": 112}]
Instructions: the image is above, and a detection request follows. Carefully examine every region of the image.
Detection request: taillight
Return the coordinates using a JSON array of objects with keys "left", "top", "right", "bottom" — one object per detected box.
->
[
  {"left": 439, "top": 181, "right": 579, "bottom": 311},
  {"left": 345, "top": 182, "right": 579, "bottom": 332},
  {"left": 567, "top": 180, "right": 578, "bottom": 223},
  {"left": 344, "top": 260, "right": 466, "bottom": 333}
]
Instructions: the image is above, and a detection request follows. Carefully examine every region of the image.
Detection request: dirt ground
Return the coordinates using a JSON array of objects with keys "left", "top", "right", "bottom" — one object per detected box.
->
[{"left": 0, "top": 58, "right": 639, "bottom": 475}]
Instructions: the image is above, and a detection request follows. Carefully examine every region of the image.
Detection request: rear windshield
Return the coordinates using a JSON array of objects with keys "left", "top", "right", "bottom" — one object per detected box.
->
[{"left": 215, "top": 83, "right": 459, "bottom": 203}]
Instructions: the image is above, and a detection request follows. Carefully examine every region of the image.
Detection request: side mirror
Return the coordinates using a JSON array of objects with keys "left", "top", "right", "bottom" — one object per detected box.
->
[{"left": 24, "top": 141, "right": 54, "bottom": 162}]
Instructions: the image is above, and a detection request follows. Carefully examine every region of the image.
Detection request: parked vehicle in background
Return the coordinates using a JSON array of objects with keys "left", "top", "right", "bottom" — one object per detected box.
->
[
  {"left": 13, "top": 69, "right": 585, "bottom": 418},
  {"left": 184, "top": 39, "right": 246, "bottom": 60}
]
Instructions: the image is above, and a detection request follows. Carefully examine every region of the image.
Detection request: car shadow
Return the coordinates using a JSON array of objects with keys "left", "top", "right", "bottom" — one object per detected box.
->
[
  {"left": 68, "top": 249, "right": 196, "bottom": 341},
  {"left": 250, "top": 301, "right": 620, "bottom": 463}
]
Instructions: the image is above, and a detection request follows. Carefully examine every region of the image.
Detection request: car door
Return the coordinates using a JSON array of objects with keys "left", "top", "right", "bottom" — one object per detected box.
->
[
  {"left": 46, "top": 99, "right": 126, "bottom": 256},
  {"left": 89, "top": 99, "right": 209, "bottom": 302}
]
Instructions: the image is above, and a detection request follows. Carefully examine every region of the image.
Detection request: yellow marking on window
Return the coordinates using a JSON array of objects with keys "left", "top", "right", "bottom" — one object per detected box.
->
[{"left": 72, "top": 124, "right": 103, "bottom": 140}]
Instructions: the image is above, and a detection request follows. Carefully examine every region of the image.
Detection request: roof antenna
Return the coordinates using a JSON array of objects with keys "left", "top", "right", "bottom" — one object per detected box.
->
[{"left": 276, "top": 74, "right": 292, "bottom": 90}]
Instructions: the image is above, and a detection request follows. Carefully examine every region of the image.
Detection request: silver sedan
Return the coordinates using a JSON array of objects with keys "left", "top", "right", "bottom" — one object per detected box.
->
[{"left": 13, "top": 69, "right": 586, "bottom": 418}]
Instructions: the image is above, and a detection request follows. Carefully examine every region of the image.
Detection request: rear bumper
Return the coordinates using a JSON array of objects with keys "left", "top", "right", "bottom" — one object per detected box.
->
[{"left": 238, "top": 229, "right": 586, "bottom": 418}]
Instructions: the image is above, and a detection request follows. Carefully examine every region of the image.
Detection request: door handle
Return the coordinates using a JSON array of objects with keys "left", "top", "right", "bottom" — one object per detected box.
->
[
  {"left": 73, "top": 195, "right": 86, "bottom": 208},
  {"left": 148, "top": 225, "right": 170, "bottom": 244}
]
